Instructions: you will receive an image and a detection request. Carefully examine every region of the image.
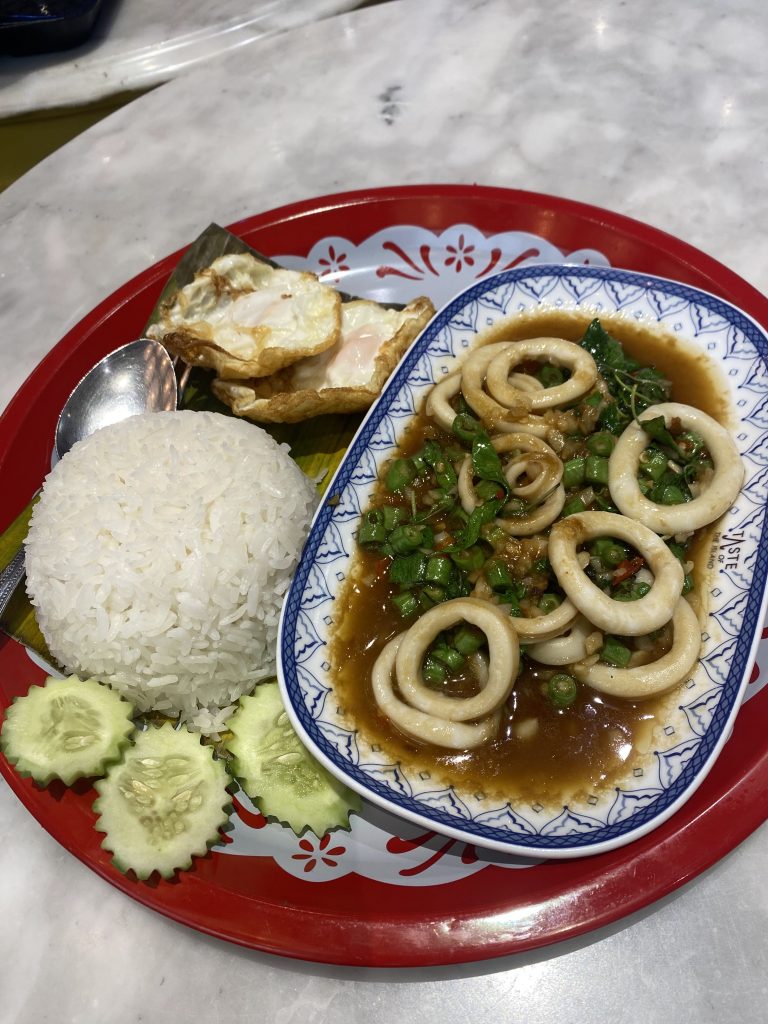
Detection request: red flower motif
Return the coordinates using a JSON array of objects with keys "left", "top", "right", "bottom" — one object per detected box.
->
[
  {"left": 444, "top": 233, "right": 476, "bottom": 273},
  {"left": 291, "top": 832, "right": 347, "bottom": 873},
  {"left": 386, "top": 829, "right": 478, "bottom": 875},
  {"left": 318, "top": 245, "right": 350, "bottom": 275}
]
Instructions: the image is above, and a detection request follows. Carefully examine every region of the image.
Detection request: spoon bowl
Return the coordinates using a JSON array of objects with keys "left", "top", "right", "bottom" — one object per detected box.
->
[
  {"left": 54, "top": 339, "right": 177, "bottom": 460},
  {"left": 0, "top": 338, "right": 177, "bottom": 615}
]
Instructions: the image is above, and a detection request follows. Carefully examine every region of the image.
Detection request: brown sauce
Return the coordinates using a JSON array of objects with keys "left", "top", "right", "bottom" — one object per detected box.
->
[
  {"left": 329, "top": 311, "right": 725, "bottom": 806},
  {"left": 486, "top": 308, "right": 729, "bottom": 421}
]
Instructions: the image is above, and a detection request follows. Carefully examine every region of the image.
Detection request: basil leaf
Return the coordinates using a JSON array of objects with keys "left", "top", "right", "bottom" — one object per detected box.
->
[
  {"left": 640, "top": 415, "right": 678, "bottom": 450},
  {"left": 448, "top": 498, "right": 504, "bottom": 551},
  {"left": 580, "top": 319, "right": 626, "bottom": 372},
  {"left": 641, "top": 415, "right": 696, "bottom": 465},
  {"left": 472, "top": 433, "right": 506, "bottom": 486}
]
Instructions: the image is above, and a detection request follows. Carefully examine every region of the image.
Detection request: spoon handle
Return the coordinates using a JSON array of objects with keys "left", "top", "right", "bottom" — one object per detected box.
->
[{"left": 0, "top": 547, "right": 25, "bottom": 619}]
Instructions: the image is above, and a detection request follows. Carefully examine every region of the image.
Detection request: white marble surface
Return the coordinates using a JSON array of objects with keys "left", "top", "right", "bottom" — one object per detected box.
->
[
  {"left": 1, "top": 0, "right": 768, "bottom": 1020},
  {"left": 0, "top": 0, "right": 363, "bottom": 117}
]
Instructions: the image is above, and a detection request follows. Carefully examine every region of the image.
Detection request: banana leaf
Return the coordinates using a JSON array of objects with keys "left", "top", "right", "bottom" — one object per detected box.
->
[{"left": 0, "top": 222, "right": 364, "bottom": 660}]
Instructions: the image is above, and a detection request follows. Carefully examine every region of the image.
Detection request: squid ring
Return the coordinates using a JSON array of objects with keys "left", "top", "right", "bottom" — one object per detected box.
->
[
  {"left": 497, "top": 412, "right": 552, "bottom": 438},
  {"left": 485, "top": 337, "right": 598, "bottom": 412},
  {"left": 609, "top": 403, "right": 745, "bottom": 533},
  {"left": 425, "top": 371, "right": 462, "bottom": 433},
  {"left": 491, "top": 432, "right": 563, "bottom": 462},
  {"left": 497, "top": 483, "right": 565, "bottom": 536},
  {"left": 492, "top": 412, "right": 553, "bottom": 438},
  {"left": 507, "top": 373, "right": 544, "bottom": 394},
  {"left": 395, "top": 597, "right": 519, "bottom": 721},
  {"left": 527, "top": 614, "right": 595, "bottom": 665},
  {"left": 457, "top": 454, "right": 486, "bottom": 513},
  {"left": 504, "top": 455, "right": 553, "bottom": 501},
  {"left": 371, "top": 636, "right": 500, "bottom": 749},
  {"left": 461, "top": 343, "right": 533, "bottom": 427},
  {"left": 548, "top": 511, "right": 684, "bottom": 636},
  {"left": 573, "top": 598, "right": 701, "bottom": 699},
  {"left": 494, "top": 433, "right": 563, "bottom": 498},
  {"left": 506, "top": 597, "right": 580, "bottom": 643},
  {"left": 457, "top": 432, "right": 564, "bottom": 516}
]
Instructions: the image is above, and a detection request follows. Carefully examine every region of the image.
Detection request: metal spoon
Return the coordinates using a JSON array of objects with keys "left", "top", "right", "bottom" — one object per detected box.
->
[{"left": 0, "top": 338, "right": 177, "bottom": 617}]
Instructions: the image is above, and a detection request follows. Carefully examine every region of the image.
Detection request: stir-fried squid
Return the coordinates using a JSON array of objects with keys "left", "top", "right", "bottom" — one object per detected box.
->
[
  {"left": 372, "top": 636, "right": 501, "bottom": 749},
  {"left": 461, "top": 343, "right": 534, "bottom": 424},
  {"left": 573, "top": 598, "right": 702, "bottom": 699},
  {"left": 609, "top": 402, "right": 744, "bottom": 534},
  {"left": 457, "top": 433, "right": 566, "bottom": 536},
  {"left": 485, "top": 337, "right": 598, "bottom": 411},
  {"left": 425, "top": 372, "right": 462, "bottom": 433},
  {"left": 527, "top": 614, "right": 597, "bottom": 666},
  {"left": 393, "top": 598, "right": 519, "bottom": 722},
  {"left": 348, "top": 316, "right": 745, "bottom": 755},
  {"left": 547, "top": 511, "right": 685, "bottom": 635}
]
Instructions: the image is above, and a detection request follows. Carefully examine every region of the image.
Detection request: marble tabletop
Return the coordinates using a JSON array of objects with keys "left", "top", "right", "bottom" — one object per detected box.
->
[
  {"left": 0, "top": 0, "right": 363, "bottom": 118},
  {"left": 1, "top": 0, "right": 767, "bottom": 1020}
]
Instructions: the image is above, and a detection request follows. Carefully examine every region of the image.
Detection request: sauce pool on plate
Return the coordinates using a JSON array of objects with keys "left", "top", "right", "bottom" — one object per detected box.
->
[{"left": 329, "top": 310, "right": 727, "bottom": 806}]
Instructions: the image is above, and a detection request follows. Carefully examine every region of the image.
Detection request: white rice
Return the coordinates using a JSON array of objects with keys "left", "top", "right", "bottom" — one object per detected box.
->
[{"left": 25, "top": 410, "right": 318, "bottom": 734}]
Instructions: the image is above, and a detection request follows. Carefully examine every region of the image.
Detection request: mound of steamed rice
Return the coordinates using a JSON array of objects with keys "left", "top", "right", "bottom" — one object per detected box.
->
[{"left": 24, "top": 410, "right": 318, "bottom": 734}]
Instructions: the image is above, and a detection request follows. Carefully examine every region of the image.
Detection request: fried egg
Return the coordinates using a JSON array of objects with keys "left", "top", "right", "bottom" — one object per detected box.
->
[
  {"left": 148, "top": 253, "right": 341, "bottom": 379},
  {"left": 212, "top": 296, "right": 435, "bottom": 422}
]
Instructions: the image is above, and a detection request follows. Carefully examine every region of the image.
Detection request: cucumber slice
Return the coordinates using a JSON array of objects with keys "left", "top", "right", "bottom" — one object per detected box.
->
[
  {"left": 93, "top": 722, "right": 230, "bottom": 880},
  {"left": 0, "top": 675, "right": 134, "bottom": 786},
  {"left": 226, "top": 682, "right": 361, "bottom": 836}
]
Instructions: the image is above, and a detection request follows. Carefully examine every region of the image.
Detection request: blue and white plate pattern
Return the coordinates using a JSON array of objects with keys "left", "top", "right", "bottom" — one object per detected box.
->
[{"left": 278, "top": 264, "right": 768, "bottom": 859}]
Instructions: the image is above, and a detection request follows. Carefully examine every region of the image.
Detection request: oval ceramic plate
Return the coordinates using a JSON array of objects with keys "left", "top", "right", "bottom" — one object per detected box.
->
[{"left": 279, "top": 262, "right": 768, "bottom": 859}]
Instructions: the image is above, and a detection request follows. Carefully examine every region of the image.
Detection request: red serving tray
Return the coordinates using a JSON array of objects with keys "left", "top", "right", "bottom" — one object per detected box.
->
[{"left": 1, "top": 185, "right": 767, "bottom": 967}]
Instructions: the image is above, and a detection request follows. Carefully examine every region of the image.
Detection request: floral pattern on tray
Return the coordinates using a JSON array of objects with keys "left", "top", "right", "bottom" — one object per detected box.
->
[{"left": 276, "top": 224, "right": 609, "bottom": 306}]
